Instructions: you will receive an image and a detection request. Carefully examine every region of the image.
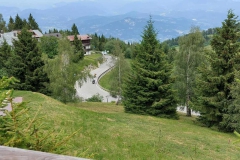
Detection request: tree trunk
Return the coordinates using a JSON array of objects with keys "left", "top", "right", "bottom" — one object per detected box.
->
[
  {"left": 186, "top": 50, "right": 192, "bottom": 117},
  {"left": 186, "top": 106, "right": 192, "bottom": 117}
]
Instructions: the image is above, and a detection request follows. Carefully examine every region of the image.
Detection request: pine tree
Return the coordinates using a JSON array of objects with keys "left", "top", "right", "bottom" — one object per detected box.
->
[
  {"left": 223, "top": 72, "right": 240, "bottom": 133},
  {"left": 91, "top": 33, "right": 100, "bottom": 50},
  {"left": 11, "top": 28, "right": 49, "bottom": 94},
  {"left": 28, "top": 13, "right": 40, "bottom": 30},
  {"left": 7, "top": 16, "right": 14, "bottom": 31},
  {"left": 123, "top": 17, "right": 178, "bottom": 119},
  {"left": 14, "top": 14, "right": 23, "bottom": 30},
  {"left": 22, "top": 19, "right": 28, "bottom": 29},
  {"left": 0, "top": 14, "right": 6, "bottom": 32},
  {"left": 196, "top": 10, "right": 240, "bottom": 131},
  {"left": 0, "top": 40, "right": 12, "bottom": 77},
  {"left": 71, "top": 23, "right": 79, "bottom": 35},
  {"left": 72, "top": 34, "right": 84, "bottom": 62},
  {"left": 98, "top": 34, "right": 106, "bottom": 51},
  {"left": 174, "top": 27, "right": 205, "bottom": 116}
]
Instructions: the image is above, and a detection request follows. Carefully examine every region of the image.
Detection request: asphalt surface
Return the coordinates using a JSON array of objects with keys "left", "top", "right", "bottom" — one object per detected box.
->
[
  {"left": 75, "top": 54, "right": 200, "bottom": 115},
  {"left": 0, "top": 97, "right": 23, "bottom": 116},
  {"left": 75, "top": 54, "right": 118, "bottom": 102}
]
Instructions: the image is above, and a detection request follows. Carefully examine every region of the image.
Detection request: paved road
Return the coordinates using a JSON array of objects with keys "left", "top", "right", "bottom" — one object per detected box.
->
[
  {"left": 75, "top": 54, "right": 118, "bottom": 102},
  {"left": 75, "top": 54, "right": 200, "bottom": 116},
  {"left": 0, "top": 97, "right": 23, "bottom": 116}
]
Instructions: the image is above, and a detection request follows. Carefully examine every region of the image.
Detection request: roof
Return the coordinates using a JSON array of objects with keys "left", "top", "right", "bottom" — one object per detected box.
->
[
  {"left": 30, "top": 30, "right": 43, "bottom": 38},
  {"left": 67, "top": 35, "right": 92, "bottom": 42},
  {"left": 0, "top": 31, "right": 18, "bottom": 46},
  {"left": 0, "top": 30, "right": 43, "bottom": 46},
  {"left": 44, "top": 33, "right": 62, "bottom": 38}
]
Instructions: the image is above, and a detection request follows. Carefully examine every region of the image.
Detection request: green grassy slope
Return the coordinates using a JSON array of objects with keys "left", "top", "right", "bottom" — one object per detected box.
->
[
  {"left": 77, "top": 53, "right": 103, "bottom": 71},
  {"left": 98, "top": 58, "right": 131, "bottom": 91},
  {"left": 12, "top": 91, "right": 240, "bottom": 160}
]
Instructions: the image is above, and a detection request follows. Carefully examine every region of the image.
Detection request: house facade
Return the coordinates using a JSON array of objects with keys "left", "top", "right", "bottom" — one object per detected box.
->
[
  {"left": 0, "top": 30, "right": 43, "bottom": 46},
  {"left": 67, "top": 35, "right": 92, "bottom": 55}
]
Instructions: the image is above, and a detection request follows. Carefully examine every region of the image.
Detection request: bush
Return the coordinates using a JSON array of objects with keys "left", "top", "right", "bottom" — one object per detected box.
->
[{"left": 86, "top": 93, "right": 103, "bottom": 102}]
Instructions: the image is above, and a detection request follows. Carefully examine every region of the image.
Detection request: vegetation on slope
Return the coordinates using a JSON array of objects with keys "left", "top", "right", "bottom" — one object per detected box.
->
[{"left": 11, "top": 91, "right": 240, "bottom": 160}]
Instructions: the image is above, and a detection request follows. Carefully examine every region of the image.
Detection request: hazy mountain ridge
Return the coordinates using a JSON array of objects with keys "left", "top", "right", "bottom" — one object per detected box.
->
[{"left": 1, "top": 0, "right": 240, "bottom": 41}]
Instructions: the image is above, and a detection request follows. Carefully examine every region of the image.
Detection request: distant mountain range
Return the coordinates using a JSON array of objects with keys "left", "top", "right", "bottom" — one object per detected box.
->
[{"left": 1, "top": 0, "right": 240, "bottom": 42}]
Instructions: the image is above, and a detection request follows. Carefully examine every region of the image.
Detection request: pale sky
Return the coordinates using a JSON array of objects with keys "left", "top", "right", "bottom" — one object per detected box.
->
[{"left": 0, "top": 0, "right": 80, "bottom": 9}]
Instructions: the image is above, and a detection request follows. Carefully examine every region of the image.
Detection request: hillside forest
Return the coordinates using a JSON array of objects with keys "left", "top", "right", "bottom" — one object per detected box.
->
[{"left": 0, "top": 9, "right": 240, "bottom": 155}]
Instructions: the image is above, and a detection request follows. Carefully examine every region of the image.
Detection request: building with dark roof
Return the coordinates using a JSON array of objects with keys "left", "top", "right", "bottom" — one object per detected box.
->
[{"left": 67, "top": 35, "right": 92, "bottom": 55}]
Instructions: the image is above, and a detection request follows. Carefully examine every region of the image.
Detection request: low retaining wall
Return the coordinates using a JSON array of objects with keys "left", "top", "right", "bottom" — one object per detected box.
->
[
  {"left": 0, "top": 146, "right": 88, "bottom": 160},
  {"left": 96, "top": 65, "right": 115, "bottom": 92}
]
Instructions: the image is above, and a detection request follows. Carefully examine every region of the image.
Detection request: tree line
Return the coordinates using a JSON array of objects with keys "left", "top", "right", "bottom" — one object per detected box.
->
[
  {"left": 121, "top": 10, "right": 240, "bottom": 133},
  {"left": 0, "top": 13, "right": 87, "bottom": 103},
  {"left": 1, "top": 10, "right": 240, "bottom": 133}
]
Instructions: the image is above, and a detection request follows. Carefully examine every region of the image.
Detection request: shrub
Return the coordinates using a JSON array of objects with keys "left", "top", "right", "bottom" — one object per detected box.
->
[{"left": 86, "top": 93, "right": 103, "bottom": 102}]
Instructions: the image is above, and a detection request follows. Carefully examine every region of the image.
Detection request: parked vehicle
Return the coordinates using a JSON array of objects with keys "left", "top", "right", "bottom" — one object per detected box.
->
[{"left": 92, "top": 79, "right": 95, "bottom": 84}]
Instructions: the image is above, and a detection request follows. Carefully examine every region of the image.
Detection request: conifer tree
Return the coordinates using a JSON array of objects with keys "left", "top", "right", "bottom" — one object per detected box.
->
[
  {"left": 72, "top": 34, "right": 84, "bottom": 62},
  {"left": 7, "top": 16, "right": 14, "bottom": 31},
  {"left": 71, "top": 23, "right": 79, "bottom": 35},
  {"left": 123, "top": 17, "right": 178, "bottom": 118},
  {"left": 14, "top": 14, "right": 23, "bottom": 30},
  {"left": 0, "top": 14, "right": 6, "bottom": 32},
  {"left": 0, "top": 40, "right": 12, "bottom": 77},
  {"left": 11, "top": 28, "right": 49, "bottom": 94},
  {"left": 22, "top": 19, "right": 28, "bottom": 28},
  {"left": 196, "top": 10, "right": 240, "bottom": 131},
  {"left": 91, "top": 33, "right": 100, "bottom": 50},
  {"left": 224, "top": 72, "right": 240, "bottom": 133},
  {"left": 28, "top": 13, "right": 40, "bottom": 30}
]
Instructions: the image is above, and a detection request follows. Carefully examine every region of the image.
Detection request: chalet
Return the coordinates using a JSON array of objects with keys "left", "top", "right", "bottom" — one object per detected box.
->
[
  {"left": 0, "top": 31, "right": 18, "bottom": 46},
  {"left": 67, "top": 35, "right": 92, "bottom": 55},
  {"left": 44, "top": 33, "right": 62, "bottom": 38},
  {"left": 29, "top": 30, "right": 43, "bottom": 39},
  {"left": 0, "top": 30, "right": 43, "bottom": 46}
]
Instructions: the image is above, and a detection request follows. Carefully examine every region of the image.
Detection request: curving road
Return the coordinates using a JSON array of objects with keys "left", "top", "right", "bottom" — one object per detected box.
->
[
  {"left": 75, "top": 54, "right": 118, "bottom": 102},
  {"left": 75, "top": 54, "right": 199, "bottom": 115}
]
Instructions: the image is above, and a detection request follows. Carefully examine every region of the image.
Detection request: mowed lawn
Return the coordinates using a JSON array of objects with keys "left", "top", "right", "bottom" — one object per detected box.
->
[{"left": 13, "top": 91, "right": 240, "bottom": 160}]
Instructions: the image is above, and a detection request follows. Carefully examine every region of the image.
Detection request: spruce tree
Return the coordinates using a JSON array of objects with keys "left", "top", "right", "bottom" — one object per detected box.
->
[
  {"left": 14, "top": 14, "right": 23, "bottom": 30},
  {"left": 28, "top": 13, "right": 40, "bottom": 30},
  {"left": 11, "top": 28, "right": 49, "bottom": 94},
  {"left": 224, "top": 72, "right": 240, "bottom": 133},
  {"left": 123, "top": 17, "right": 178, "bottom": 118},
  {"left": 0, "top": 14, "right": 6, "bottom": 32},
  {"left": 72, "top": 34, "right": 84, "bottom": 62},
  {"left": 0, "top": 40, "right": 12, "bottom": 77},
  {"left": 196, "top": 10, "right": 240, "bottom": 131},
  {"left": 7, "top": 16, "right": 14, "bottom": 31},
  {"left": 71, "top": 23, "right": 79, "bottom": 35}
]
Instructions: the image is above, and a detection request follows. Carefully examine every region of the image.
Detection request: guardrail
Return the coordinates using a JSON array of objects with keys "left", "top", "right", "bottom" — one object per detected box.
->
[
  {"left": 96, "top": 65, "right": 115, "bottom": 92},
  {"left": 0, "top": 146, "right": 88, "bottom": 160}
]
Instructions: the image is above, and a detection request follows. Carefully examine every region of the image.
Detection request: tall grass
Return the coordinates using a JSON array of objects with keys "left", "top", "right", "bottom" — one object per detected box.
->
[{"left": 12, "top": 91, "right": 240, "bottom": 160}]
